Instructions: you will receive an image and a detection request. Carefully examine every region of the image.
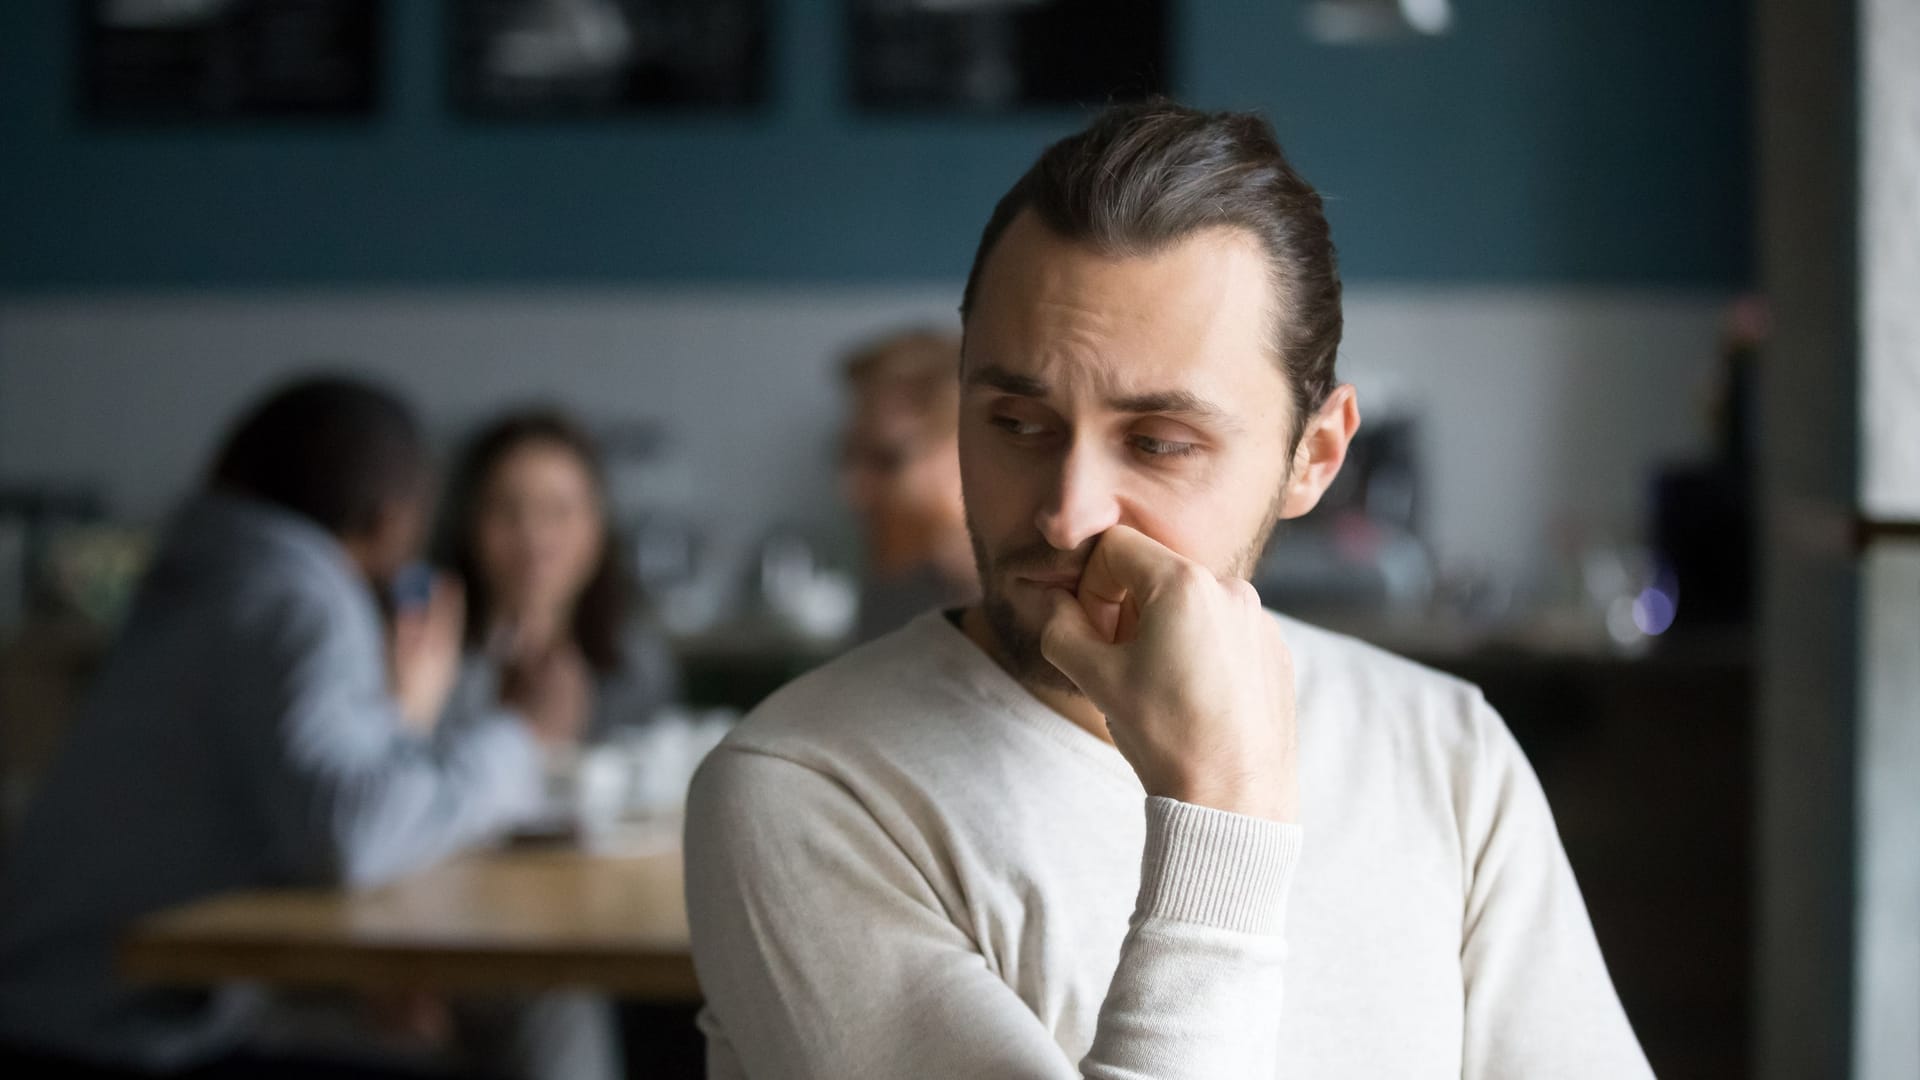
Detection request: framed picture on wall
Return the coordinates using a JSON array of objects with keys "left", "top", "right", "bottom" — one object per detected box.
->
[
  {"left": 848, "top": 0, "right": 1171, "bottom": 112},
  {"left": 450, "top": 0, "right": 769, "bottom": 117},
  {"left": 79, "top": 0, "right": 381, "bottom": 122}
]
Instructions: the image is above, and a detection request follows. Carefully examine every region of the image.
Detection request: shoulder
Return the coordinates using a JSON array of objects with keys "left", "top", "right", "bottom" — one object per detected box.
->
[
  {"left": 1279, "top": 613, "right": 1479, "bottom": 701},
  {"left": 711, "top": 614, "right": 970, "bottom": 771},
  {"left": 1276, "top": 612, "right": 1502, "bottom": 758},
  {"left": 689, "top": 611, "right": 1035, "bottom": 843}
]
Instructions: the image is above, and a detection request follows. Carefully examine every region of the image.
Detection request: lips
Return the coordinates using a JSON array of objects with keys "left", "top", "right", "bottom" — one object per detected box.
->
[{"left": 1014, "top": 571, "right": 1082, "bottom": 590}]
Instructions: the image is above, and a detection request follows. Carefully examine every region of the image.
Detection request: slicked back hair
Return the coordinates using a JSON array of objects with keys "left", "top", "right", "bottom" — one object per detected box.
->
[{"left": 961, "top": 101, "right": 1343, "bottom": 448}]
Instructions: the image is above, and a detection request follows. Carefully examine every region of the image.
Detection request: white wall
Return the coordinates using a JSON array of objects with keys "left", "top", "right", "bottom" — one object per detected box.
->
[{"left": 0, "top": 286, "right": 1726, "bottom": 586}]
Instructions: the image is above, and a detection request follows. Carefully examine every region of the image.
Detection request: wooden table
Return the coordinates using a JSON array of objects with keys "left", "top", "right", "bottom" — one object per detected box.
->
[{"left": 121, "top": 843, "right": 698, "bottom": 1001}]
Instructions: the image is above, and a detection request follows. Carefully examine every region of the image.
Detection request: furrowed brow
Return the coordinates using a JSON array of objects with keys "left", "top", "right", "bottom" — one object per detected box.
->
[
  {"left": 964, "top": 363, "right": 1050, "bottom": 398},
  {"left": 1110, "top": 390, "right": 1241, "bottom": 430}
]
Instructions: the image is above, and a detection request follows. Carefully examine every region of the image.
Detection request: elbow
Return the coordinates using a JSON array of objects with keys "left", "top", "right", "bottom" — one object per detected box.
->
[
  {"left": 319, "top": 798, "right": 436, "bottom": 890},
  {"left": 332, "top": 844, "right": 410, "bottom": 890}
]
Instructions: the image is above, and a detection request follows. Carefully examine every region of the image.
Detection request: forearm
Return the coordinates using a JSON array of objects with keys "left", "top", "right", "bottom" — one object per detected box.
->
[
  {"left": 1080, "top": 797, "right": 1299, "bottom": 1078},
  {"left": 689, "top": 756, "right": 1301, "bottom": 1080},
  {"left": 315, "top": 713, "right": 546, "bottom": 887}
]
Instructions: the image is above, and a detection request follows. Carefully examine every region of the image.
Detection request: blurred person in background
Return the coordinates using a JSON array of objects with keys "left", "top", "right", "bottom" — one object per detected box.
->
[
  {"left": 0, "top": 377, "right": 587, "bottom": 1079},
  {"left": 837, "top": 329, "right": 979, "bottom": 641},
  {"left": 414, "top": 409, "right": 687, "bottom": 1080},
  {"left": 434, "top": 408, "right": 680, "bottom": 744}
]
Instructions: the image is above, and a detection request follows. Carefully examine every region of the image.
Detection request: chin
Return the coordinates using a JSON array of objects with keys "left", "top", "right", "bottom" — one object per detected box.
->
[{"left": 981, "top": 585, "right": 1086, "bottom": 698}]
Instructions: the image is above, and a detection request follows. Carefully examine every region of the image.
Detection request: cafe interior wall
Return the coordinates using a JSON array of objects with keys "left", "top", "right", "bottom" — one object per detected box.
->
[{"left": 0, "top": 0, "right": 1752, "bottom": 593}]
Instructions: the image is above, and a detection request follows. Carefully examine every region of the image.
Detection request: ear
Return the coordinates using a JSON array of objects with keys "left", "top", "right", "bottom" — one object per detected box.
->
[
  {"left": 1278, "top": 384, "right": 1361, "bottom": 520},
  {"left": 359, "top": 495, "right": 427, "bottom": 579}
]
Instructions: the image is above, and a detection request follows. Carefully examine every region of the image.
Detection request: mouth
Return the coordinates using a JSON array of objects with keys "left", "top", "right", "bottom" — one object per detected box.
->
[{"left": 1012, "top": 571, "right": 1082, "bottom": 591}]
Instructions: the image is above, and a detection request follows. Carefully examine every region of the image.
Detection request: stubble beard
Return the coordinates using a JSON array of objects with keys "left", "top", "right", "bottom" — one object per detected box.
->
[{"left": 964, "top": 493, "right": 1285, "bottom": 698}]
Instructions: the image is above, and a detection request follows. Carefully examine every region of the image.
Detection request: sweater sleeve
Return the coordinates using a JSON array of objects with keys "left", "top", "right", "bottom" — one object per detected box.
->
[
  {"left": 237, "top": 585, "right": 548, "bottom": 889},
  {"left": 1456, "top": 695, "right": 1655, "bottom": 1079},
  {"left": 685, "top": 745, "right": 1301, "bottom": 1080}
]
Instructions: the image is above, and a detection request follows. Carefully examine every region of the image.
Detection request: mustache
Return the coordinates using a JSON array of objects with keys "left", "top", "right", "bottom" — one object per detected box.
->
[{"left": 989, "top": 538, "right": 1095, "bottom": 580}]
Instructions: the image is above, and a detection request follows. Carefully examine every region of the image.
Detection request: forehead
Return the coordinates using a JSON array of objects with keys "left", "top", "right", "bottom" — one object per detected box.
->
[
  {"left": 486, "top": 440, "right": 594, "bottom": 492},
  {"left": 963, "top": 211, "right": 1286, "bottom": 405}
]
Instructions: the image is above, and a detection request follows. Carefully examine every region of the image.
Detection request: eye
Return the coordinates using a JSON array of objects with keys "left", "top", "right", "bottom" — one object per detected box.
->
[
  {"left": 991, "top": 415, "right": 1050, "bottom": 438},
  {"left": 1129, "top": 434, "right": 1198, "bottom": 458}
]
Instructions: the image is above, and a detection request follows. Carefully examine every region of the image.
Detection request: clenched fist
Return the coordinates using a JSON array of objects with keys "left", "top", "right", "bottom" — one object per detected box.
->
[{"left": 1040, "top": 526, "right": 1299, "bottom": 823}]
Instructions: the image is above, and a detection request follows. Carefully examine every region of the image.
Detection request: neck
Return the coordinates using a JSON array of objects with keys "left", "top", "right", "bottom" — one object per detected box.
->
[
  {"left": 957, "top": 604, "right": 1112, "bottom": 745},
  {"left": 492, "top": 597, "right": 571, "bottom": 657}
]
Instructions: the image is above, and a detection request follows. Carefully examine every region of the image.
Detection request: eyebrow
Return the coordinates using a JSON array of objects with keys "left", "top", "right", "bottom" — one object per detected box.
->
[
  {"left": 965, "top": 363, "right": 1050, "bottom": 398},
  {"left": 965, "top": 363, "right": 1241, "bottom": 429}
]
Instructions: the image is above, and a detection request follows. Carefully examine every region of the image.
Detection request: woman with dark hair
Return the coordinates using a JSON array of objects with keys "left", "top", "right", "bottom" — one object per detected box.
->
[
  {"left": 401, "top": 410, "right": 683, "bottom": 1080},
  {"left": 435, "top": 408, "right": 679, "bottom": 747}
]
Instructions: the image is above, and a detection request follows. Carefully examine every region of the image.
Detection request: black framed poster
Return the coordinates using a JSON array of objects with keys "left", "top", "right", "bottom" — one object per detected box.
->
[
  {"left": 849, "top": 0, "right": 1171, "bottom": 112},
  {"left": 450, "top": 0, "right": 769, "bottom": 117},
  {"left": 80, "top": 0, "right": 381, "bottom": 122}
]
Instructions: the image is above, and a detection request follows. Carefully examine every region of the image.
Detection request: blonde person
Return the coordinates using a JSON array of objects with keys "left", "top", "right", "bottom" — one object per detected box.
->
[{"left": 838, "top": 329, "right": 979, "bottom": 640}]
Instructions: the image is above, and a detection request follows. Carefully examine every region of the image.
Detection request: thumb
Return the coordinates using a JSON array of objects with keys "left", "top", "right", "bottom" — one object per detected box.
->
[
  {"left": 390, "top": 607, "right": 427, "bottom": 649},
  {"left": 430, "top": 575, "right": 465, "bottom": 627},
  {"left": 1039, "top": 588, "right": 1121, "bottom": 698}
]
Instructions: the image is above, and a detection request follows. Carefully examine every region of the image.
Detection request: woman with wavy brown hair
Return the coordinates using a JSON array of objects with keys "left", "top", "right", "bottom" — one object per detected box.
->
[{"left": 435, "top": 407, "right": 679, "bottom": 747}]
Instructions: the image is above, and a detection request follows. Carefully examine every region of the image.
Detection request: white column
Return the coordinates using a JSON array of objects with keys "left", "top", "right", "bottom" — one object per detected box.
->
[
  {"left": 1860, "top": 0, "right": 1920, "bottom": 520},
  {"left": 1854, "top": 1, "right": 1920, "bottom": 1076}
]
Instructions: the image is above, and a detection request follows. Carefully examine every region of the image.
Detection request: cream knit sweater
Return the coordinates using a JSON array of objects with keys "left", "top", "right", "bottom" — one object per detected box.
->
[{"left": 686, "top": 611, "right": 1653, "bottom": 1078}]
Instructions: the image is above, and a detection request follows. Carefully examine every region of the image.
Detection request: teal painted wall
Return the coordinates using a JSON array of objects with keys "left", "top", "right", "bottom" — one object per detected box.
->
[{"left": 0, "top": 1, "right": 1751, "bottom": 290}]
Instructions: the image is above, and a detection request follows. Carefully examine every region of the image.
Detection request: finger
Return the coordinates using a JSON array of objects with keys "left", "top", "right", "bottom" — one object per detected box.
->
[
  {"left": 389, "top": 608, "right": 427, "bottom": 648},
  {"left": 1225, "top": 576, "right": 1261, "bottom": 607},
  {"left": 430, "top": 575, "right": 465, "bottom": 620},
  {"left": 1038, "top": 587, "right": 1122, "bottom": 695},
  {"left": 1082, "top": 526, "right": 1182, "bottom": 618},
  {"left": 1261, "top": 614, "right": 1296, "bottom": 698}
]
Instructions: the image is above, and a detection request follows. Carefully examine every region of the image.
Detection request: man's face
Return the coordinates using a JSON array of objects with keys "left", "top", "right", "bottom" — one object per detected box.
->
[
  {"left": 840, "top": 389, "right": 963, "bottom": 578},
  {"left": 360, "top": 489, "right": 429, "bottom": 588},
  {"left": 959, "top": 212, "right": 1299, "bottom": 690}
]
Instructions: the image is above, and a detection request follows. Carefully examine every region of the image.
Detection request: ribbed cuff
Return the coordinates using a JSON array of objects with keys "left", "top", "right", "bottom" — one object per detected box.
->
[{"left": 1135, "top": 796, "right": 1303, "bottom": 936}]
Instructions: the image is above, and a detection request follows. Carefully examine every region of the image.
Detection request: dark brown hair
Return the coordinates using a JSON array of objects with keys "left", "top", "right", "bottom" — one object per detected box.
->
[
  {"left": 960, "top": 100, "right": 1344, "bottom": 446},
  {"left": 210, "top": 374, "right": 426, "bottom": 537},
  {"left": 433, "top": 409, "right": 629, "bottom": 674}
]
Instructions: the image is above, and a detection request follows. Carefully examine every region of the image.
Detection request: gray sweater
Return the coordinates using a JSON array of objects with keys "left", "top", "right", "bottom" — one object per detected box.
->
[{"left": 0, "top": 494, "right": 545, "bottom": 1070}]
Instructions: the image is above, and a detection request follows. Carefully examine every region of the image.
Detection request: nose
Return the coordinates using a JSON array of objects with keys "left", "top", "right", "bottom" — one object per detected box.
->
[{"left": 1034, "top": 439, "right": 1121, "bottom": 552}]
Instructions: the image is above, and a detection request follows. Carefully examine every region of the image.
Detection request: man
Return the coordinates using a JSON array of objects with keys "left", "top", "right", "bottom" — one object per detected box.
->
[
  {"left": 0, "top": 377, "right": 585, "bottom": 1077},
  {"left": 686, "top": 103, "right": 1654, "bottom": 1077},
  {"left": 837, "top": 328, "right": 979, "bottom": 641}
]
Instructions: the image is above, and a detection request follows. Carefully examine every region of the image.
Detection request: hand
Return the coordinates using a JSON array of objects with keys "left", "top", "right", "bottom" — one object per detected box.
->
[
  {"left": 490, "top": 602, "right": 569, "bottom": 665},
  {"left": 1040, "top": 526, "right": 1299, "bottom": 823},
  {"left": 364, "top": 989, "right": 452, "bottom": 1047},
  {"left": 390, "top": 576, "right": 465, "bottom": 737},
  {"left": 501, "top": 642, "right": 594, "bottom": 748}
]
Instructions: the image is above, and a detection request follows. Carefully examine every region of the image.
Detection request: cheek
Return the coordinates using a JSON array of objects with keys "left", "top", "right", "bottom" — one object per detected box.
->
[
  {"left": 1121, "top": 460, "right": 1281, "bottom": 572},
  {"left": 476, "top": 521, "right": 520, "bottom": 575},
  {"left": 571, "top": 522, "right": 605, "bottom": 580},
  {"left": 958, "top": 435, "right": 1034, "bottom": 538}
]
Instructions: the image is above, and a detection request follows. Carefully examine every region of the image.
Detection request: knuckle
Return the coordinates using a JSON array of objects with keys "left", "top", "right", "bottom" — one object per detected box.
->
[
  {"left": 1168, "top": 560, "right": 1210, "bottom": 593},
  {"left": 1037, "top": 615, "right": 1070, "bottom": 660}
]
